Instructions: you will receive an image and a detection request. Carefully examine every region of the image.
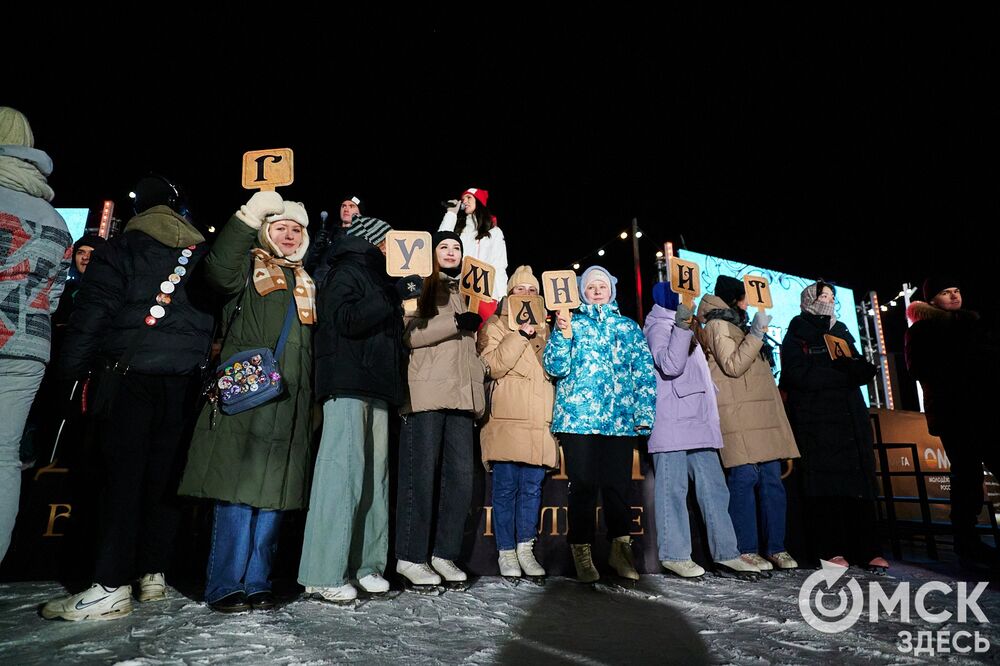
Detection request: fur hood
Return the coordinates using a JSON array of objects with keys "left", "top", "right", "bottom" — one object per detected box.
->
[{"left": 906, "top": 300, "right": 979, "bottom": 325}]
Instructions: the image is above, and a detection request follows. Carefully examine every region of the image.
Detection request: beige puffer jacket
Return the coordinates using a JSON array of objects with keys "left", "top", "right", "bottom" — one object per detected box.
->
[{"left": 697, "top": 294, "right": 799, "bottom": 468}]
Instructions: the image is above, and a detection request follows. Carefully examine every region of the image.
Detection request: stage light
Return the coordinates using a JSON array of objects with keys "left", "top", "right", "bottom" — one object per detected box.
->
[
  {"left": 598, "top": 249, "right": 606, "bottom": 256},
  {"left": 620, "top": 232, "right": 628, "bottom": 240}
]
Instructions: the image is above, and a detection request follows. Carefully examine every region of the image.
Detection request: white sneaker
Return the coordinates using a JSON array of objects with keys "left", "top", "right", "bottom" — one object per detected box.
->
[
  {"left": 430, "top": 556, "right": 468, "bottom": 582},
  {"left": 357, "top": 573, "right": 390, "bottom": 594},
  {"left": 138, "top": 573, "right": 167, "bottom": 602},
  {"left": 740, "top": 553, "right": 774, "bottom": 571},
  {"left": 516, "top": 540, "right": 546, "bottom": 577},
  {"left": 498, "top": 550, "right": 522, "bottom": 577},
  {"left": 307, "top": 583, "right": 357, "bottom": 603},
  {"left": 661, "top": 559, "right": 706, "bottom": 578},
  {"left": 42, "top": 583, "right": 132, "bottom": 621},
  {"left": 396, "top": 560, "right": 442, "bottom": 586}
]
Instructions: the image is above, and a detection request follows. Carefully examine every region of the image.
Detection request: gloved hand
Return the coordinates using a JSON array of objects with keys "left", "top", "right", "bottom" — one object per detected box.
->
[
  {"left": 675, "top": 302, "right": 694, "bottom": 330},
  {"left": 749, "top": 311, "right": 772, "bottom": 338},
  {"left": 395, "top": 275, "right": 423, "bottom": 300},
  {"left": 238, "top": 191, "right": 284, "bottom": 228},
  {"left": 447, "top": 199, "right": 462, "bottom": 214},
  {"left": 455, "top": 311, "right": 483, "bottom": 332}
]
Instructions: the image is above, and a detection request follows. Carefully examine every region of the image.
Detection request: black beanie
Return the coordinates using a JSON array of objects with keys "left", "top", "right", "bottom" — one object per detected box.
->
[
  {"left": 923, "top": 275, "right": 961, "bottom": 302},
  {"left": 73, "top": 233, "right": 107, "bottom": 253},
  {"left": 714, "top": 275, "right": 746, "bottom": 307},
  {"left": 432, "top": 230, "right": 463, "bottom": 276}
]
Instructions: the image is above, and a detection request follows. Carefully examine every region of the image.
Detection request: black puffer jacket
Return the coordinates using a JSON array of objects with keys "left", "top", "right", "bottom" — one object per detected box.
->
[
  {"left": 779, "top": 314, "right": 878, "bottom": 499},
  {"left": 59, "top": 206, "right": 216, "bottom": 378},
  {"left": 314, "top": 235, "right": 405, "bottom": 405}
]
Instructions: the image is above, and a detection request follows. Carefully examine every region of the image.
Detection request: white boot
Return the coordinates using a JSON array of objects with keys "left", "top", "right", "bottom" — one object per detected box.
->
[
  {"left": 516, "top": 540, "right": 546, "bottom": 577},
  {"left": 138, "top": 573, "right": 167, "bottom": 602},
  {"left": 498, "top": 550, "right": 522, "bottom": 578},
  {"left": 570, "top": 544, "right": 600, "bottom": 583},
  {"left": 660, "top": 559, "right": 705, "bottom": 578},
  {"left": 357, "top": 573, "right": 390, "bottom": 594},
  {"left": 307, "top": 583, "right": 357, "bottom": 603},
  {"left": 608, "top": 536, "right": 640, "bottom": 580},
  {"left": 396, "top": 560, "right": 442, "bottom": 586},
  {"left": 716, "top": 557, "right": 761, "bottom": 575},
  {"left": 42, "top": 583, "right": 132, "bottom": 621},
  {"left": 740, "top": 553, "right": 774, "bottom": 571},
  {"left": 430, "top": 556, "right": 468, "bottom": 583}
]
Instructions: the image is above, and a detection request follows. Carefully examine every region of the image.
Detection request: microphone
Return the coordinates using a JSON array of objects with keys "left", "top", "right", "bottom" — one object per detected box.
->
[{"left": 320, "top": 211, "right": 329, "bottom": 223}]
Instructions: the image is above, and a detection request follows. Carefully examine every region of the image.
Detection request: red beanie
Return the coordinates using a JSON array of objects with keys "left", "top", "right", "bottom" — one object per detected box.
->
[{"left": 461, "top": 187, "right": 489, "bottom": 208}]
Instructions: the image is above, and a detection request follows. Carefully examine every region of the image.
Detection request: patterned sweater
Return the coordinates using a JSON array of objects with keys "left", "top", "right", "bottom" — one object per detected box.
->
[{"left": 0, "top": 146, "right": 72, "bottom": 363}]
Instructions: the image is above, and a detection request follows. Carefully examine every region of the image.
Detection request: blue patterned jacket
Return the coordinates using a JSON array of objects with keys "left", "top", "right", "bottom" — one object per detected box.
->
[{"left": 543, "top": 301, "right": 656, "bottom": 436}]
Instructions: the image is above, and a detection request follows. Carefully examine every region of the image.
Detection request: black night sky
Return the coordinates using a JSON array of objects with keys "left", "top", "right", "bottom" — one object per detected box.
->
[{"left": 6, "top": 6, "right": 997, "bottom": 397}]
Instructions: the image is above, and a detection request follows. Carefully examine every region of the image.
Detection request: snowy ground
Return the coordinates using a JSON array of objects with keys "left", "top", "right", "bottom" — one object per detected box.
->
[{"left": 2, "top": 562, "right": 1000, "bottom": 665}]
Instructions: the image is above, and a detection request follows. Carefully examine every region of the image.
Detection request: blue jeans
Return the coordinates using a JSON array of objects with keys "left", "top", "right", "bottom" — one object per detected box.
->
[
  {"left": 205, "top": 502, "right": 283, "bottom": 603},
  {"left": 491, "top": 462, "right": 546, "bottom": 551},
  {"left": 726, "top": 461, "right": 787, "bottom": 555},
  {"left": 653, "top": 449, "right": 740, "bottom": 562},
  {"left": 0, "top": 359, "right": 45, "bottom": 563}
]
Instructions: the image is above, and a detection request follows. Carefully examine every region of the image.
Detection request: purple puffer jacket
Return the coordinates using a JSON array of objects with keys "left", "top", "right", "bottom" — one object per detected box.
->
[{"left": 642, "top": 304, "right": 724, "bottom": 453}]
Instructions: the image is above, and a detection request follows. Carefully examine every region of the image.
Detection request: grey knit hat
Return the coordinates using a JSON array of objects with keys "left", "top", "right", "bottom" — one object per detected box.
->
[{"left": 346, "top": 216, "right": 393, "bottom": 246}]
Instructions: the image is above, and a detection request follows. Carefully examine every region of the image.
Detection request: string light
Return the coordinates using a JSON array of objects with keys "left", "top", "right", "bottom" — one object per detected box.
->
[
  {"left": 598, "top": 249, "right": 606, "bottom": 257},
  {"left": 572, "top": 263, "right": 580, "bottom": 270},
  {"left": 620, "top": 232, "right": 628, "bottom": 240},
  {"left": 655, "top": 251, "right": 663, "bottom": 258},
  {"left": 635, "top": 231, "right": 642, "bottom": 238}
]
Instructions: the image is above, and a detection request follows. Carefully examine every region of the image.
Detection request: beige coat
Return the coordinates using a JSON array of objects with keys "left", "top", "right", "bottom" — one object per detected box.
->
[
  {"left": 477, "top": 300, "right": 559, "bottom": 469},
  {"left": 697, "top": 295, "right": 799, "bottom": 468},
  {"left": 402, "top": 275, "right": 486, "bottom": 418}
]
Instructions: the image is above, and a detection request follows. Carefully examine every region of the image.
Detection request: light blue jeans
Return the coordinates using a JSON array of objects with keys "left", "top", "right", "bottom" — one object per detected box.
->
[
  {"left": 0, "top": 359, "right": 45, "bottom": 563},
  {"left": 653, "top": 449, "right": 740, "bottom": 562},
  {"left": 299, "top": 397, "right": 389, "bottom": 587}
]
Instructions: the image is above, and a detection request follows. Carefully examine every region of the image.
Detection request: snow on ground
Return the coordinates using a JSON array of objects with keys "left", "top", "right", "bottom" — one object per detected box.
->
[{"left": 2, "top": 562, "right": 1000, "bottom": 665}]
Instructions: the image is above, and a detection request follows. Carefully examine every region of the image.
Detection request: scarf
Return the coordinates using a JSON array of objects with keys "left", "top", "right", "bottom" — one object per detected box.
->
[
  {"left": 250, "top": 248, "right": 316, "bottom": 325},
  {"left": 800, "top": 283, "right": 837, "bottom": 329},
  {"left": 0, "top": 154, "right": 54, "bottom": 201}
]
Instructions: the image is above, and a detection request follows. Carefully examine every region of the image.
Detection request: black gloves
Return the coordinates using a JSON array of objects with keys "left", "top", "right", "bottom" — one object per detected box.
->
[
  {"left": 455, "top": 312, "right": 483, "bottom": 332},
  {"left": 395, "top": 275, "right": 423, "bottom": 300}
]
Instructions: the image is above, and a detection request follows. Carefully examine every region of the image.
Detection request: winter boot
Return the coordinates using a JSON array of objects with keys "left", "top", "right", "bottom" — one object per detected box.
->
[
  {"left": 42, "top": 583, "right": 133, "bottom": 621},
  {"left": 307, "top": 583, "right": 357, "bottom": 604},
  {"left": 396, "top": 560, "right": 443, "bottom": 590},
  {"left": 516, "top": 540, "right": 546, "bottom": 578},
  {"left": 571, "top": 544, "right": 601, "bottom": 583},
  {"left": 740, "top": 553, "right": 773, "bottom": 571},
  {"left": 660, "top": 559, "right": 705, "bottom": 578},
  {"left": 766, "top": 551, "right": 798, "bottom": 570},
  {"left": 357, "top": 573, "right": 391, "bottom": 594},
  {"left": 608, "top": 536, "right": 640, "bottom": 580},
  {"left": 715, "top": 557, "right": 761, "bottom": 580},
  {"left": 138, "top": 573, "right": 167, "bottom": 602},
  {"left": 431, "top": 557, "right": 469, "bottom": 588}
]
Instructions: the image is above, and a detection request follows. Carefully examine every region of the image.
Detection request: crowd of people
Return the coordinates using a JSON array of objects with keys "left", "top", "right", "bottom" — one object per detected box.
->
[{"left": 2, "top": 106, "right": 995, "bottom": 623}]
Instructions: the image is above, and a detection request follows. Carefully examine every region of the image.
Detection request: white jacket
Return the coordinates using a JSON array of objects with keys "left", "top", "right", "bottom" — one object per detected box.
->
[{"left": 439, "top": 211, "right": 508, "bottom": 299}]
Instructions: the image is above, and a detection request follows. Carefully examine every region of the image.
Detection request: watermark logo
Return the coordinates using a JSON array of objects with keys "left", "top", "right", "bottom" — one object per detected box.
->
[
  {"left": 798, "top": 560, "right": 865, "bottom": 634},
  {"left": 798, "top": 560, "right": 992, "bottom": 657}
]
